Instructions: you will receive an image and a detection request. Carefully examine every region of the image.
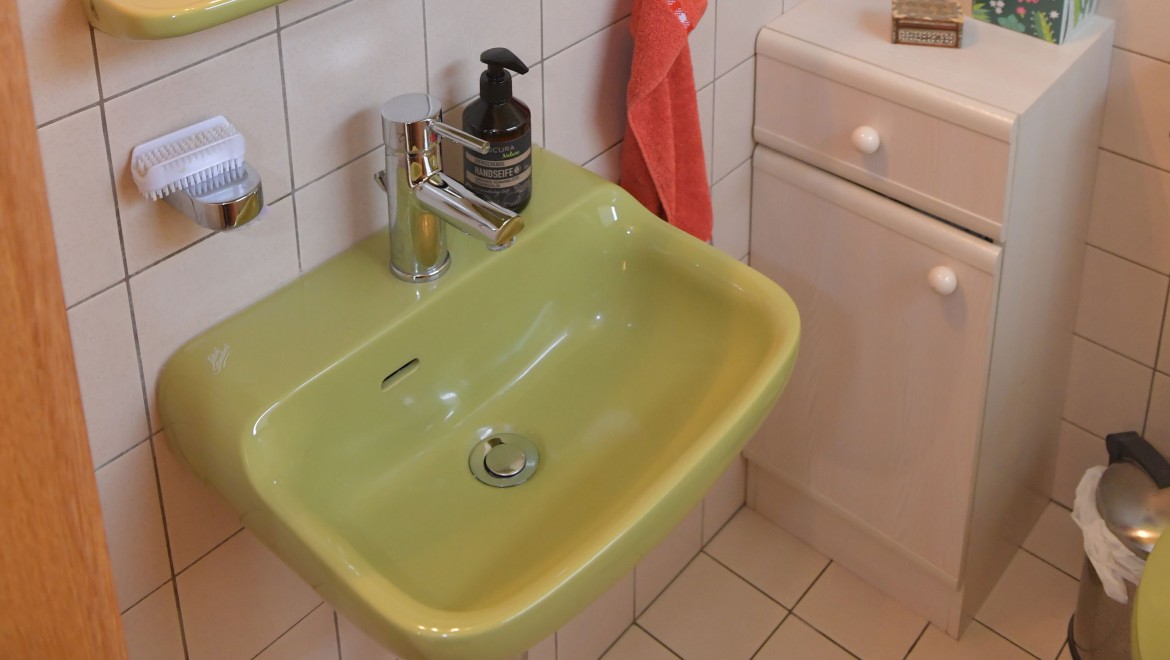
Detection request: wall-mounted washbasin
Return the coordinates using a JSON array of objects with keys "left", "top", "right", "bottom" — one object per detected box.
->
[{"left": 158, "top": 148, "right": 799, "bottom": 660}]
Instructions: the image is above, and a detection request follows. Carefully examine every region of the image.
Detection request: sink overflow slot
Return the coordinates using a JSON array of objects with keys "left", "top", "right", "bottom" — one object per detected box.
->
[{"left": 380, "top": 358, "right": 419, "bottom": 391}]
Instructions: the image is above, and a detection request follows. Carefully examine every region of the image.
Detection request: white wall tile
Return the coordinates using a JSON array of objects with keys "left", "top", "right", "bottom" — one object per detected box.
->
[
  {"left": 424, "top": 0, "right": 542, "bottom": 108},
  {"left": 1101, "top": 50, "right": 1170, "bottom": 172},
  {"left": 296, "top": 149, "right": 386, "bottom": 272},
  {"left": 39, "top": 107, "right": 124, "bottom": 306},
  {"left": 1142, "top": 372, "right": 1170, "bottom": 459},
  {"left": 1052, "top": 421, "right": 1105, "bottom": 508},
  {"left": 1062, "top": 336, "right": 1152, "bottom": 438},
  {"left": 556, "top": 572, "right": 634, "bottom": 660},
  {"left": 95, "top": 10, "right": 277, "bottom": 96},
  {"left": 95, "top": 441, "right": 172, "bottom": 612},
  {"left": 697, "top": 82, "right": 714, "bottom": 185},
  {"left": 256, "top": 604, "right": 339, "bottom": 660},
  {"left": 1098, "top": 0, "right": 1170, "bottom": 63},
  {"left": 691, "top": 3, "right": 717, "bottom": 90},
  {"left": 1088, "top": 150, "right": 1170, "bottom": 275},
  {"left": 282, "top": 0, "right": 426, "bottom": 186},
  {"left": 543, "top": 19, "right": 634, "bottom": 165},
  {"left": 715, "top": 0, "right": 783, "bottom": 77},
  {"left": 1074, "top": 246, "right": 1168, "bottom": 366},
  {"left": 17, "top": 0, "right": 99, "bottom": 124},
  {"left": 154, "top": 433, "right": 242, "bottom": 571},
  {"left": 542, "top": 0, "right": 633, "bottom": 57},
  {"left": 178, "top": 530, "right": 322, "bottom": 660},
  {"left": 585, "top": 141, "right": 624, "bottom": 183},
  {"left": 278, "top": 0, "right": 349, "bottom": 25},
  {"left": 712, "top": 57, "right": 755, "bottom": 182},
  {"left": 67, "top": 284, "right": 148, "bottom": 467},
  {"left": 703, "top": 455, "right": 746, "bottom": 543},
  {"left": 104, "top": 37, "right": 290, "bottom": 272},
  {"left": 635, "top": 504, "right": 702, "bottom": 614},
  {"left": 121, "top": 584, "right": 185, "bottom": 660},
  {"left": 130, "top": 198, "right": 298, "bottom": 430},
  {"left": 712, "top": 158, "right": 752, "bottom": 260},
  {"left": 337, "top": 612, "right": 398, "bottom": 659}
]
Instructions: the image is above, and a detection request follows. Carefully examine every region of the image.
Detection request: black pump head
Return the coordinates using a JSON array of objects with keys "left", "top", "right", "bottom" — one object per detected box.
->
[{"left": 479, "top": 47, "right": 529, "bottom": 104}]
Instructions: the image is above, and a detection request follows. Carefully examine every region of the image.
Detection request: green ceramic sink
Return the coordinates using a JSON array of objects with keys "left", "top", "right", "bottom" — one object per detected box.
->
[{"left": 159, "top": 148, "right": 799, "bottom": 660}]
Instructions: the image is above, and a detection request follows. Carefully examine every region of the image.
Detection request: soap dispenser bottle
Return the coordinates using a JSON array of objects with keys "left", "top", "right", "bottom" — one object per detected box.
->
[{"left": 462, "top": 47, "right": 532, "bottom": 212}]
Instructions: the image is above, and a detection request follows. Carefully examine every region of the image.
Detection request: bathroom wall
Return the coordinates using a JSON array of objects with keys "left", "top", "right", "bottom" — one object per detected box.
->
[
  {"left": 19, "top": 0, "right": 795, "bottom": 657},
  {"left": 1053, "top": 0, "right": 1170, "bottom": 507}
]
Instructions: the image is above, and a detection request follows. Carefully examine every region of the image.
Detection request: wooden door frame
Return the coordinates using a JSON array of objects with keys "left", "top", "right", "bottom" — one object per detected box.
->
[{"left": 0, "top": 2, "right": 127, "bottom": 657}]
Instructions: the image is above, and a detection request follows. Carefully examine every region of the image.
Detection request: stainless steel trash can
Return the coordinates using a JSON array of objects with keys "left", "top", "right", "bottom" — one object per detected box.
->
[{"left": 1069, "top": 431, "right": 1170, "bottom": 660}]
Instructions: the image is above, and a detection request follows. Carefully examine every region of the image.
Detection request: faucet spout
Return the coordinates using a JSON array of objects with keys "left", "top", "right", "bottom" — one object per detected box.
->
[
  {"left": 416, "top": 173, "right": 524, "bottom": 250},
  {"left": 376, "top": 93, "right": 525, "bottom": 283}
]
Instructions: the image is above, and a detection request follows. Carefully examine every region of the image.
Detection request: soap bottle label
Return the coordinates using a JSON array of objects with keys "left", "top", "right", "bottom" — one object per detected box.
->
[{"left": 463, "top": 133, "right": 531, "bottom": 211}]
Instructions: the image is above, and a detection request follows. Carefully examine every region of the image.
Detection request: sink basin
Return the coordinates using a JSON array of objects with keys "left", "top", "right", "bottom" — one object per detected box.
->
[{"left": 159, "top": 148, "right": 799, "bottom": 660}]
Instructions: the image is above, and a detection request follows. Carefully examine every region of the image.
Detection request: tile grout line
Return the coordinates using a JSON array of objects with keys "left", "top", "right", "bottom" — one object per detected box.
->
[
  {"left": 1097, "top": 145, "right": 1170, "bottom": 179},
  {"left": 333, "top": 611, "right": 343, "bottom": 659},
  {"left": 972, "top": 615, "right": 1045, "bottom": 659},
  {"left": 900, "top": 622, "right": 930, "bottom": 659},
  {"left": 632, "top": 623, "right": 684, "bottom": 659},
  {"left": 174, "top": 526, "right": 246, "bottom": 579},
  {"left": 748, "top": 611, "right": 790, "bottom": 660},
  {"left": 1082, "top": 241, "right": 1170, "bottom": 280},
  {"left": 273, "top": 24, "right": 302, "bottom": 273},
  {"left": 1019, "top": 545, "right": 1081, "bottom": 582},
  {"left": 94, "top": 435, "right": 151, "bottom": 472},
  {"left": 420, "top": 0, "right": 430, "bottom": 95},
  {"left": 278, "top": 0, "right": 360, "bottom": 30},
  {"left": 249, "top": 601, "right": 327, "bottom": 659},
  {"left": 1143, "top": 288, "right": 1170, "bottom": 436}
]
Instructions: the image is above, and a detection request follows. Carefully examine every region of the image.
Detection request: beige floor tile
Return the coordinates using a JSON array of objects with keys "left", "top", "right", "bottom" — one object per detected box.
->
[
  {"left": 754, "top": 616, "right": 854, "bottom": 660},
  {"left": 1023, "top": 502, "right": 1085, "bottom": 578},
  {"left": 907, "top": 622, "right": 1033, "bottom": 660},
  {"left": 794, "top": 564, "right": 926, "bottom": 660},
  {"left": 601, "top": 626, "right": 678, "bottom": 660},
  {"left": 977, "top": 550, "right": 1079, "bottom": 659},
  {"left": 639, "top": 554, "right": 784, "bottom": 660},
  {"left": 1058, "top": 642, "right": 1073, "bottom": 659},
  {"left": 706, "top": 508, "right": 829, "bottom": 608}
]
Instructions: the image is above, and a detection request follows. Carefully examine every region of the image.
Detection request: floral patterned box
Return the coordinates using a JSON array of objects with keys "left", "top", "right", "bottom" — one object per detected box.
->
[{"left": 972, "top": 0, "right": 1097, "bottom": 43}]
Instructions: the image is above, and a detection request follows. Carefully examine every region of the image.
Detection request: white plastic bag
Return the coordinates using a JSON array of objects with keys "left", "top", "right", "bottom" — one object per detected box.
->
[{"left": 1071, "top": 466, "right": 1146, "bottom": 603}]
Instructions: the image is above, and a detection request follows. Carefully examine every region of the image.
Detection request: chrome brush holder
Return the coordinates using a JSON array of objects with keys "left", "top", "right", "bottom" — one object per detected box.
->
[{"left": 164, "top": 162, "right": 264, "bottom": 231}]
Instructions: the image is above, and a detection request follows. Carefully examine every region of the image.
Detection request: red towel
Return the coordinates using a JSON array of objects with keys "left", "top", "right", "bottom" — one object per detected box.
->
[{"left": 619, "top": 0, "right": 713, "bottom": 242}]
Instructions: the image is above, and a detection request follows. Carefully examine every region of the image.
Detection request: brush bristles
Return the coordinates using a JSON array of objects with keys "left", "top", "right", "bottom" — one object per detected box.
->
[
  {"left": 144, "top": 158, "right": 245, "bottom": 201},
  {"left": 131, "top": 116, "right": 248, "bottom": 201}
]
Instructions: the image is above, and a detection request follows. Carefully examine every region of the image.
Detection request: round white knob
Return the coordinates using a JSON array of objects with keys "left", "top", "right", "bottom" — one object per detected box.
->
[
  {"left": 851, "top": 126, "right": 881, "bottom": 154},
  {"left": 927, "top": 266, "right": 958, "bottom": 296}
]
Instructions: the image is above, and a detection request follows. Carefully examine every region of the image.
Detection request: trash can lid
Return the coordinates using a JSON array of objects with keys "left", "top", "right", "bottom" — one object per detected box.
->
[{"left": 1099, "top": 461, "right": 1170, "bottom": 558}]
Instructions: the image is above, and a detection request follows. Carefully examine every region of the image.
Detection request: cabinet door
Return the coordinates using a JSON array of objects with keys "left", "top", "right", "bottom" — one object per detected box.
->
[{"left": 747, "top": 152, "right": 1000, "bottom": 581}]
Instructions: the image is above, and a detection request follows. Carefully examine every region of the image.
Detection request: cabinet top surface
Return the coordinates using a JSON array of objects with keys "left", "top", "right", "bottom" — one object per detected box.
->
[{"left": 760, "top": 0, "right": 1113, "bottom": 115}]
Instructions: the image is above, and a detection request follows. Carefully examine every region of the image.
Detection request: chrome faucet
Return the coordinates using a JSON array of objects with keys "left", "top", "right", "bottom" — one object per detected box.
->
[{"left": 375, "top": 93, "right": 524, "bottom": 282}]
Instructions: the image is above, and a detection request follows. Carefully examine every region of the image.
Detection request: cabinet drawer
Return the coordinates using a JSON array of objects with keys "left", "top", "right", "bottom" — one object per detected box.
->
[
  {"left": 746, "top": 149, "right": 1001, "bottom": 580},
  {"left": 754, "top": 56, "right": 1012, "bottom": 242}
]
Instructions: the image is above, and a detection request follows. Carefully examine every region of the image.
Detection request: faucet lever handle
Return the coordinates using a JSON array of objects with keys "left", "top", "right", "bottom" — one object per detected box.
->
[{"left": 432, "top": 121, "right": 491, "bottom": 154}]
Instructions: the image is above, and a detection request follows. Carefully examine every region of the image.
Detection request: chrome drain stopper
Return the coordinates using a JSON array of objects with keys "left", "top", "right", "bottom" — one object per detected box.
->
[{"left": 469, "top": 433, "right": 538, "bottom": 487}]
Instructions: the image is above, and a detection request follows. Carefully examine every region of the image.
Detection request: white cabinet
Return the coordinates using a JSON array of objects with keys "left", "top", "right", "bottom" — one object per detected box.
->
[{"left": 746, "top": 0, "right": 1114, "bottom": 635}]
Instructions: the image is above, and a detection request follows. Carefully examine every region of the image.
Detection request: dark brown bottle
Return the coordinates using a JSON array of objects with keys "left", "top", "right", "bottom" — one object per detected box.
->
[{"left": 462, "top": 47, "right": 532, "bottom": 212}]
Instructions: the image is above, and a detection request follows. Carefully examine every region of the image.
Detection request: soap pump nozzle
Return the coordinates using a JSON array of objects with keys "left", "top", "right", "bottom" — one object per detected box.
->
[{"left": 479, "top": 47, "right": 529, "bottom": 104}]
